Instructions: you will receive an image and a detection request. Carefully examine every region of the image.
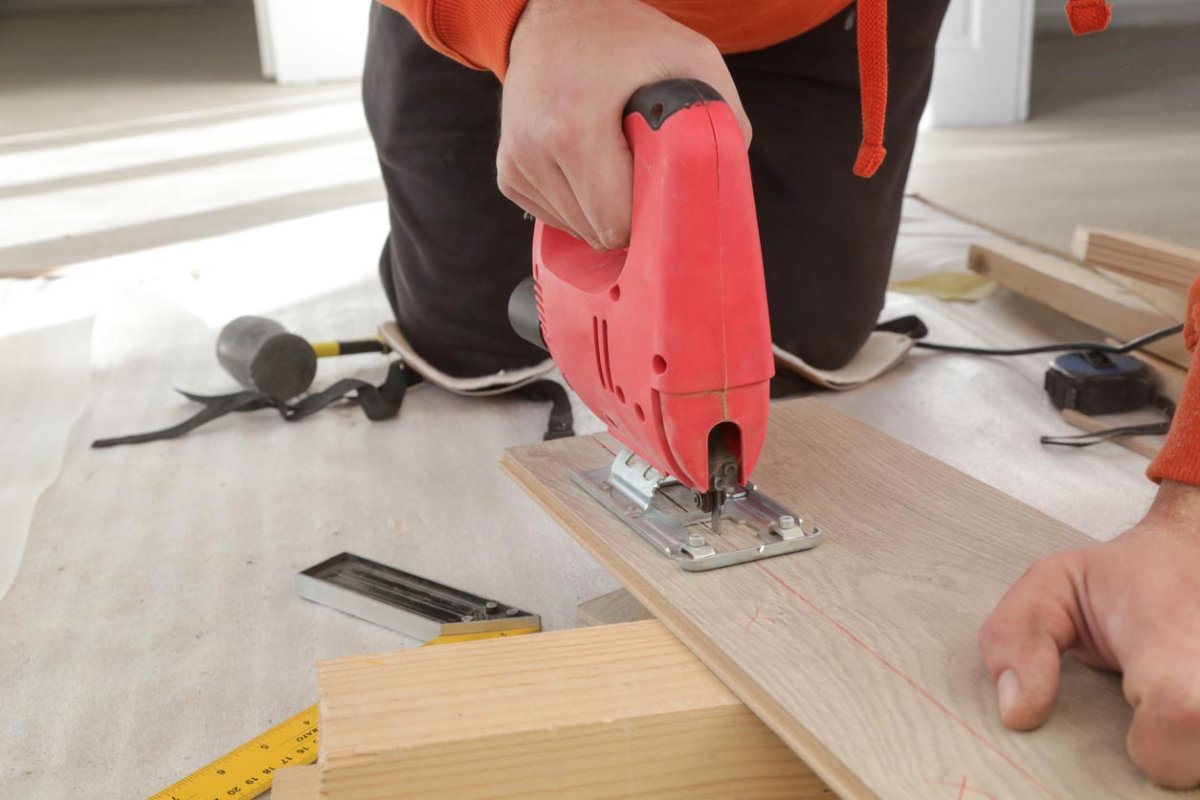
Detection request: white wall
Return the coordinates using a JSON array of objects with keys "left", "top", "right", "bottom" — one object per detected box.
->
[
  {"left": 928, "top": 0, "right": 1035, "bottom": 126},
  {"left": 1036, "top": 0, "right": 1200, "bottom": 31}
]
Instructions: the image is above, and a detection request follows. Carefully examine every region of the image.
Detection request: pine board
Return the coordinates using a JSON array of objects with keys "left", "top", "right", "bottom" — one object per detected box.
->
[
  {"left": 270, "top": 765, "right": 319, "bottom": 800},
  {"left": 316, "top": 621, "right": 829, "bottom": 799},
  {"left": 1074, "top": 227, "right": 1200, "bottom": 293},
  {"left": 968, "top": 242, "right": 1190, "bottom": 367},
  {"left": 501, "top": 399, "right": 1184, "bottom": 800}
]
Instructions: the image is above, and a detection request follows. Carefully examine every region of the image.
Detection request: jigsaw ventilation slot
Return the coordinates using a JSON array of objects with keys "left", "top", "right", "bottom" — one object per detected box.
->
[{"left": 592, "top": 316, "right": 614, "bottom": 391}]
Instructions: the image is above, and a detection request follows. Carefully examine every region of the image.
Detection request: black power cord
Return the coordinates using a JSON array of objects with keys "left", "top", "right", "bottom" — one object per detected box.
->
[
  {"left": 912, "top": 322, "right": 1184, "bottom": 358},
  {"left": 876, "top": 316, "right": 1184, "bottom": 451}
]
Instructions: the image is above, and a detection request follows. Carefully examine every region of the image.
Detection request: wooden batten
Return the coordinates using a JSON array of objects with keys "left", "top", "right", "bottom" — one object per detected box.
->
[
  {"left": 1073, "top": 227, "right": 1200, "bottom": 293},
  {"left": 316, "top": 620, "right": 830, "bottom": 800},
  {"left": 968, "top": 242, "right": 1190, "bottom": 367},
  {"left": 271, "top": 765, "right": 320, "bottom": 800}
]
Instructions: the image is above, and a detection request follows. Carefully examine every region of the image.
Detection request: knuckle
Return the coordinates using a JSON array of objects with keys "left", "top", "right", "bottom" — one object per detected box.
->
[
  {"left": 497, "top": 182, "right": 515, "bottom": 204},
  {"left": 1144, "top": 683, "right": 1200, "bottom": 732},
  {"left": 1128, "top": 733, "right": 1200, "bottom": 789},
  {"left": 1023, "top": 552, "right": 1071, "bottom": 585},
  {"left": 495, "top": 171, "right": 518, "bottom": 202},
  {"left": 496, "top": 144, "right": 516, "bottom": 175},
  {"left": 544, "top": 117, "right": 580, "bottom": 155},
  {"left": 683, "top": 33, "right": 721, "bottom": 63},
  {"left": 499, "top": 129, "right": 523, "bottom": 157},
  {"left": 977, "top": 614, "right": 1016, "bottom": 657},
  {"left": 1127, "top": 680, "right": 1200, "bottom": 788}
]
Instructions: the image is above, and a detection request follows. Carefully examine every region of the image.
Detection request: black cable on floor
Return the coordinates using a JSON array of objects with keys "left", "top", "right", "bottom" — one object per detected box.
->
[{"left": 912, "top": 322, "right": 1184, "bottom": 358}]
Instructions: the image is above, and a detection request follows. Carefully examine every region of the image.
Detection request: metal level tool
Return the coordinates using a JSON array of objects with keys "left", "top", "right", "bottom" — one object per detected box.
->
[
  {"left": 296, "top": 552, "right": 540, "bottom": 639},
  {"left": 573, "top": 449, "right": 823, "bottom": 572}
]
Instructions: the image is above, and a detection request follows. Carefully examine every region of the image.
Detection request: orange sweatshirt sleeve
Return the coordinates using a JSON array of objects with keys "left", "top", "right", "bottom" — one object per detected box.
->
[
  {"left": 1147, "top": 276, "right": 1200, "bottom": 485},
  {"left": 377, "top": 0, "right": 528, "bottom": 78}
]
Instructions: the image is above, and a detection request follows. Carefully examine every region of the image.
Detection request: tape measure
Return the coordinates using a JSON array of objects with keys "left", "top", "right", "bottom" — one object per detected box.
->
[{"left": 147, "top": 628, "right": 538, "bottom": 800}]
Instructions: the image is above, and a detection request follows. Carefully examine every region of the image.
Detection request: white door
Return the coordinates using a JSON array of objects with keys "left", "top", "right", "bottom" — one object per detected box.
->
[
  {"left": 927, "top": 0, "right": 1035, "bottom": 126},
  {"left": 253, "top": 0, "right": 370, "bottom": 84}
]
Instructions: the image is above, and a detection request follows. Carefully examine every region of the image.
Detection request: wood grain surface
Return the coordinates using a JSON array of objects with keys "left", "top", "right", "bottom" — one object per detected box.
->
[
  {"left": 316, "top": 621, "right": 829, "bottom": 799},
  {"left": 501, "top": 399, "right": 1188, "bottom": 800},
  {"left": 577, "top": 587, "right": 655, "bottom": 627},
  {"left": 1126, "top": 346, "right": 1190, "bottom": 405},
  {"left": 968, "top": 242, "right": 1189, "bottom": 366},
  {"left": 270, "top": 765, "right": 319, "bottom": 800},
  {"left": 1074, "top": 227, "right": 1200, "bottom": 293}
]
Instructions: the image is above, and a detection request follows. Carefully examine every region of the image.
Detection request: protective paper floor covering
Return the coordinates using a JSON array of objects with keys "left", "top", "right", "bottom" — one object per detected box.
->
[{"left": 0, "top": 198, "right": 1158, "bottom": 799}]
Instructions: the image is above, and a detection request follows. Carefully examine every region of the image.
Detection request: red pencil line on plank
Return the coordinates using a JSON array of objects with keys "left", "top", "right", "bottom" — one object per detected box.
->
[
  {"left": 957, "top": 775, "right": 969, "bottom": 800},
  {"left": 745, "top": 607, "right": 761, "bottom": 629},
  {"left": 755, "top": 562, "right": 1064, "bottom": 800},
  {"left": 935, "top": 778, "right": 999, "bottom": 800}
]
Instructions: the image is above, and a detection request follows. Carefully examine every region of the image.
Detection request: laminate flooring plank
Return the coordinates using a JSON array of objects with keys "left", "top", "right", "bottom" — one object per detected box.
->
[
  {"left": 501, "top": 399, "right": 1185, "bottom": 800},
  {"left": 577, "top": 587, "right": 655, "bottom": 627}
]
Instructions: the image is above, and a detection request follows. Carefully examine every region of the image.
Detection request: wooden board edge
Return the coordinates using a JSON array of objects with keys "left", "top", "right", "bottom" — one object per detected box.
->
[
  {"left": 578, "top": 588, "right": 655, "bottom": 626},
  {"left": 497, "top": 448, "right": 874, "bottom": 800},
  {"left": 968, "top": 242, "right": 1190, "bottom": 368},
  {"left": 1073, "top": 226, "right": 1200, "bottom": 293},
  {"left": 270, "top": 764, "right": 320, "bottom": 800}
]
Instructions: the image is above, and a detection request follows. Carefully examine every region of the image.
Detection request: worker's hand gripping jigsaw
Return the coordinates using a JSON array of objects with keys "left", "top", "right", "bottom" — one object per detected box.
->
[{"left": 511, "top": 80, "right": 821, "bottom": 570}]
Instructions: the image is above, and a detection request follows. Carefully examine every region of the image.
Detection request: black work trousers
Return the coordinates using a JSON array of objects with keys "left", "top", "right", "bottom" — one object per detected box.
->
[{"left": 364, "top": 1, "right": 950, "bottom": 378}]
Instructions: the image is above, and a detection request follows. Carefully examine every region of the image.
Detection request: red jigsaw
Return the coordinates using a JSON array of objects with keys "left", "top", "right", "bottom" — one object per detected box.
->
[{"left": 511, "top": 79, "right": 774, "bottom": 517}]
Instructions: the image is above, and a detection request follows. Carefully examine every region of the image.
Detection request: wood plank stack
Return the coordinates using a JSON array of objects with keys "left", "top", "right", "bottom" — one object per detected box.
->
[
  {"left": 967, "top": 241, "right": 1190, "bottom": 367},
  {"left": 968, "top": 228, "right": 1196, "bottom": 387},
  {"left": 967, "top": 227, "right": 1194, "bottom": 456},
  {"left": 1072, "top": 228, "right": 1200, "bottom": 293}
]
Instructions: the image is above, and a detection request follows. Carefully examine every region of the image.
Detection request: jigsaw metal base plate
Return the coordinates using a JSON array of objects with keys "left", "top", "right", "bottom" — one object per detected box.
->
[{"left": 571, "top": 454, "right": 823, "bottom": 571}]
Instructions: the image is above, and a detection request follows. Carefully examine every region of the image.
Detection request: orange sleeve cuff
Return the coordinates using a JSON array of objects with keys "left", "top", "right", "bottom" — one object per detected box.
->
[
  {"left": 377, "top": 0, "right": 529, "bottom": 79},
  {"left": 1147, "top": 275, "right": 1200, "bottom": 486}
]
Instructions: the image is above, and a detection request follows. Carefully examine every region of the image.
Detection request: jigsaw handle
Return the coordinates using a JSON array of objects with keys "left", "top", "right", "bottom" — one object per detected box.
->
[
  {"left": 507, "top": 78, "right": 740, "bottom": 351},
  {"left": 622, "top": 79, "right": 731, "bottom": 137}
]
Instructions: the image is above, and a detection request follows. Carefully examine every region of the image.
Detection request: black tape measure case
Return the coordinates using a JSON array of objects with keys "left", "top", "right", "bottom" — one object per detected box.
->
[{"left": 1044, "top": 351, "right": 1156, "bottom": 415}]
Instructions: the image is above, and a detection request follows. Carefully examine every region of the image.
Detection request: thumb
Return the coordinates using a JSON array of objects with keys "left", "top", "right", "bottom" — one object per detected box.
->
[{"left": 978, "top": 554, "right": 1082, "bottom": 731}]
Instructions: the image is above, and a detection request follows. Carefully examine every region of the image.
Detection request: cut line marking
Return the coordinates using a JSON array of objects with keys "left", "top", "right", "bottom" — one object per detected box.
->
[{"left": 756, "top": 563, "right": 1063, "bottom": 800}]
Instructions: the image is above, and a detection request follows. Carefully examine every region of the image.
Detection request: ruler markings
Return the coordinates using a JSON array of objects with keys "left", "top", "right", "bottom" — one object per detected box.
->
[{"left": 147, "top": 628, "right": 538, "bottom": 800}]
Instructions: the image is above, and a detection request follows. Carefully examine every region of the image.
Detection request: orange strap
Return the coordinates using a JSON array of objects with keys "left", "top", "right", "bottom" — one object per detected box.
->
[
  {"left": 852, "top": 0, "right": 889, "bottom": 178},
  {"left": 1065, "top": 0, "right": 1112, "bottom": 34}
]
